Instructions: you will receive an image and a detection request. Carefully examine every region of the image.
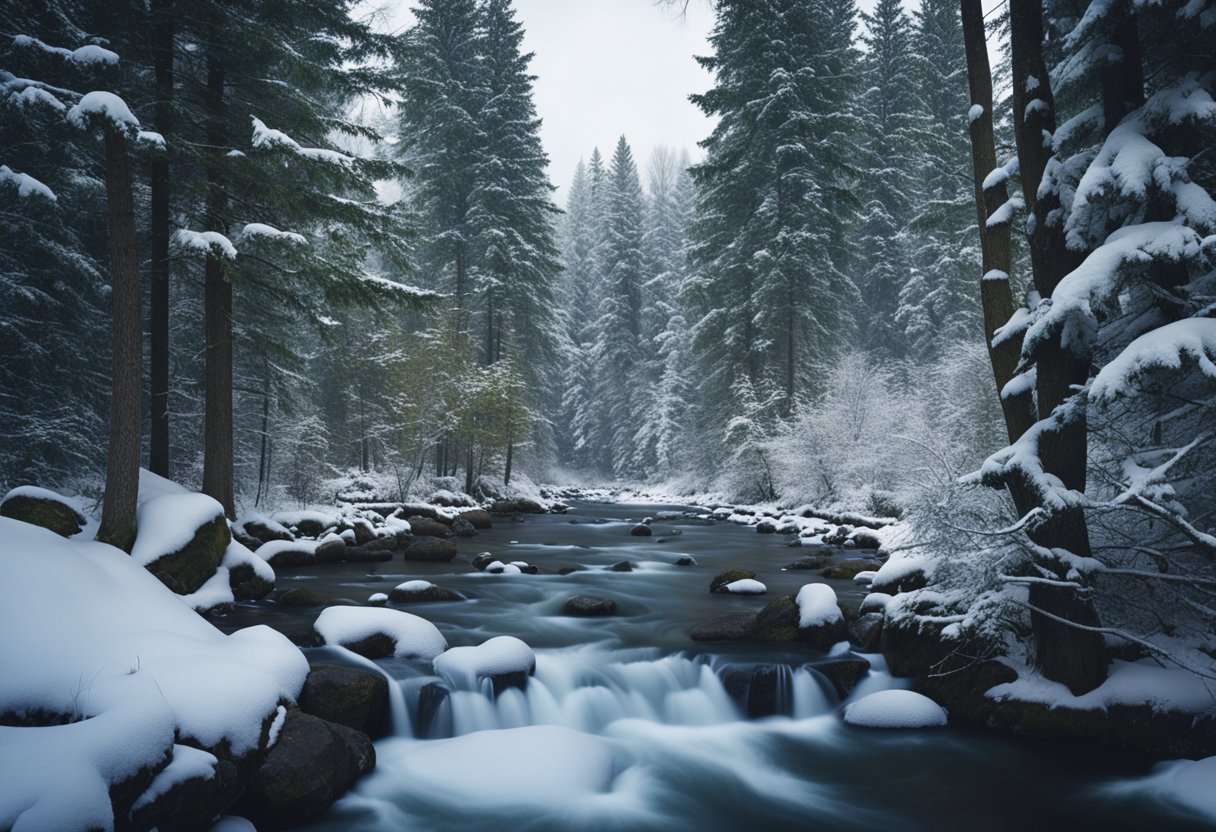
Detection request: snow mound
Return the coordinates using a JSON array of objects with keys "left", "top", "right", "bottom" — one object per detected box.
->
[
  {"left": 378, "top": 725, "right": 614, "bottom": 803},
  {"left": 67, "top": 90, "right": 139, "bottom": 132},
  {"left": 0, "top": 518, "right": 307, "bottom": 830},
  {"left": 313, "top": 606, "right": 448, "bottom": 660},
  {"left": 394, "top": 580, "right": 434, "bottom": 592},
  {"left": 721, "top": 579, "right": 766, "bottom": 594},
  {"left": 433, "top": 636, "right": 535, "bottom": 689},
  {"left": 130, "top": 493, "right": 226, "bottom": 567},
  {"left": 843, "top": 690, "right": 948, "bottom": 729},
  {"left": 796, "top": 584, "right": 842, "bottom": 628}
]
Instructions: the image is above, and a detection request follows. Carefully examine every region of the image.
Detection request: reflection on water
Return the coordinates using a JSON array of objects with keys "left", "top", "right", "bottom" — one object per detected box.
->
[{"left": 215, "top": 502, "right": 1210, "bottom": 832}]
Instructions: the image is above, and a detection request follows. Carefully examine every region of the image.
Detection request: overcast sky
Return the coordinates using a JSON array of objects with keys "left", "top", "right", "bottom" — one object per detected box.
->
[{"left": 364, "top": 0, "right": 1004, "bottom": 203}]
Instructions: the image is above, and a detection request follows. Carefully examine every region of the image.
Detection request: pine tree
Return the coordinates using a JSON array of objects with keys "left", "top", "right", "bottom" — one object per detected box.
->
[{"left": 593, "top": 136, "right": 646, "bottom": 477}]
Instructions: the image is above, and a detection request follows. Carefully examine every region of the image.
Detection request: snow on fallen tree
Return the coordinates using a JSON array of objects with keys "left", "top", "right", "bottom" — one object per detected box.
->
[{"left": 0, "top": 517, "right": 308, "bottom": 831}]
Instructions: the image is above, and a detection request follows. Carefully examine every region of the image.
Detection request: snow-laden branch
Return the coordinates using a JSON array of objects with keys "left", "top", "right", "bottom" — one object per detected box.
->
[
  {"left": 250, "top": 116, "right": 355, "bottom": 168},
  {"left": 12, "top": 35, "right": 119, "bottom": 66},
  {"left": 0, "top": 165, "right": 55, "bottom": 201},
  {"left": 172, "top": 229, "right": 237, "bottom": 260},
  {"left": 237, "top": 223, "right": 308, "bottom": 246},
  {"left": 67, "top": 90, "right": 140, "bottom": 136},
  {"left": 1091, "top": 318, "right": 1216, "bottom": 402}
]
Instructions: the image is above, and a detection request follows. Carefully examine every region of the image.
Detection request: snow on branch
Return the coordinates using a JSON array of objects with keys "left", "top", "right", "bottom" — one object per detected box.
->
[
  {"left": 12, "top": 35, "right": 119, "bottom": 66},
  {"left": 66, "top": 91, "right": 140, "bottom": 136},
  {"left": 172, "top": 229, "right": 237, "bottom": 260},
  {"left": 1091, "top": 318, "right": 1216, "bottom": 402},
  {"left": 971, "top": 406, "right": 1085, "bottom": 513},
  {"left": 238, "top": 223, "right": 308, "bottom": 246},
  {"left": 1023, "top": 222, "right": 1204, "bottom": 359},
  {"left": 250, "top": 116, "right": 355, "bottom": 168},
  {"left": 991, "top": 306, "right": 1031, "bottom": 349},
  {"left": 0, "top": 70, "right": 70, "bottom": 112},
  {"left": 985, "top": 196, "right": 1023, "bottom": 228},
  {"left": 359, "top": 273, "right": 442, "bottom": 301},
  {"left": 0, "top": 165, "right": 55, "bottom": 201}
]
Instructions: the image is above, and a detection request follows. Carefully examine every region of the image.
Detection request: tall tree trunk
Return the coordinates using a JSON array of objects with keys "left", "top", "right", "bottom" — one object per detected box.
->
[
  {"left": 148, "top": 0, "right": 173, "bottom": 478},
  {"left": 1009, "top": 0, "right": 1107, "bottom": 694},
  {"left": 464, "top": 444, "right": 475, "bottom": 495},
  {"left": 961, "top": 0, "right": 1035, "bottom": 448},
  {"left": 201, "top": 51, "right": 234, "bottom": 517},
  {"left": 97, "top": 126, "right": 142, "bottom": 552},
  {"left": 255, "top": 369, "right": 270, "bottom": 507}
]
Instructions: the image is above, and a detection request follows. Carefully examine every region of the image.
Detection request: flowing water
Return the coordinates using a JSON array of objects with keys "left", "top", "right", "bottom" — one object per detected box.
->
[{"left": 217, "top": 501, "right": 1212, "bottom": 831}]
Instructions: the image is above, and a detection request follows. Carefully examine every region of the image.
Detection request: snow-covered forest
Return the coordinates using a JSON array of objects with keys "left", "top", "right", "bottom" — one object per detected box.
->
[{"left": 2, "top": 0, "right": 1216, "bottom": 829}]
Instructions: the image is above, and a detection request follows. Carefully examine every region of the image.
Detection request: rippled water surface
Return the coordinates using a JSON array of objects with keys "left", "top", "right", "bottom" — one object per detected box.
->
[{"left": 216, "top": 501, "right": 1212, "bottom": 831}]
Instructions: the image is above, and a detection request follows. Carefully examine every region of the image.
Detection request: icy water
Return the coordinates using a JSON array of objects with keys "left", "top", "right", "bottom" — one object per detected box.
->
[{"left": 217, "top": 501, "right": 1213, "bottom": 831}]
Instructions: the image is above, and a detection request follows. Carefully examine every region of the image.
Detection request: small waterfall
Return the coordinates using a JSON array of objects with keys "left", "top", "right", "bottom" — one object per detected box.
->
[{"left": 397, "top": 647, "right": 842, "bottom": 740}]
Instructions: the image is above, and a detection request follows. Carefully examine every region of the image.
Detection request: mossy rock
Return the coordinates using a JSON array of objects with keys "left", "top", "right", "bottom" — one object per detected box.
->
[
  {"left": 143, "top": 514, "right": 230, "bottom": 596},
  {"left": 406, "top": 516, "right": 451, "bottom": 538},
  {"left": 229, "top": 563, "right": 274, "bottom": 601},
  {"left": 745, "top": 596, "right": 800, "bottom": 642},
  {"left": 279, "top": 588, "right": 328, "bottom": 607},
  {"left": 690, "top": 611, "right": 757, "bottom": 641},
  {"left": 403, "top": 537, "right": 457, "bottom": 562},
  {"left": 459, "top": 509, "right": 493, "bottom": 529},
  {"left": 710, "top": 569, "right": 756, "bottom": 593},
  {"left": 0, "top": 489, "right": 85, "bottom": 537}
]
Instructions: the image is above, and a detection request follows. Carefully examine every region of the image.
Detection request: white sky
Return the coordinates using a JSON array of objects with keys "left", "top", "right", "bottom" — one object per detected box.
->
[{"left": 362, "top": 0, "right": 1003, "bottom": 202}]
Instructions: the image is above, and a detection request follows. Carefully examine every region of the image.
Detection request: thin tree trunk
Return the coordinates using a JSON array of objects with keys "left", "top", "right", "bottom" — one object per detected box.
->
[
  {"left": 255, "top": 370, "right": 270, "bottom": 507},
  {"left": 504, "top": 433, "right": 514, "bottom": 486},
  {"left": 464, "top": 444, "right": 475, "bottom": 495},
  {"left": 97, "top": 126, "right": 142, "bottom": 552},
  {"left": 1009, "top": 0, "right": 1107, "bottom": 694},
  {"left": 961, "top": 0, "right": 1035, "bottom": 447},
  {"left": 148, "top": 0, "right": 173, "bottom": 478},
  {"left": 201, "top": 50, "right": 234, "bottom": 518}
]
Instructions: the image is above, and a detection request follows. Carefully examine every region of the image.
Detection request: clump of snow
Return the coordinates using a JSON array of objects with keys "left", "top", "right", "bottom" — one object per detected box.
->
[
  {"left": 433, "top": 636, "right": 535, "bottom": 689},
  {"left": 795, "top": 583, "right": 842, "bottom": 628},
  {"left": 843, "top": 690, "right": 948, "bottom": 729},
  {"left": 368, "top": 592, "right": 388, "bottom": 604},
  {"left": 12, "top": 36, "right": 119, "bottom": 66},
  {"left": 173, "top": 228, "right": 237, "bottom": 260},
  {"left": 1, "top": 484, "right": 77, "bottom": 510},
  {"left": 0, "top": 165, "right": 55, "bottom": 200},
  {"left": 485, "top": 560, "right": 522, "bottom": 575},
  {"left": 67, "top": 90, "right": 139, "bottom": 133},
  {"left": 721, "top": 579, "right": 766, "bottom": 594},
  {"left": 270, "top": 509, "right": 338, "bottom": 535},
  {"left": 131, "top": 744, "right": 218, "bottom": 811},
  {"left": 180, "top": 567, "right": 233, "bottom": 612},
  {"left": 968, "top": 103, "right": 984, "bottom": 124},
  {"left": 0, "top": 519, "right": 307, "bottom": 830},
  {"left": 394, "top": 580, "right": 435, "bottom": 592},
  {"left": 853, "top": 571, "right": 877, "bottom": 585},
  {"left": 130, "top": 493, "right": 226, "bottom": 567},
  {"left": 313, "top": 607, "right": 448, "bottom": 660},
  {"left": 238, "top": 223, "right": 308, "bottom": 246}
]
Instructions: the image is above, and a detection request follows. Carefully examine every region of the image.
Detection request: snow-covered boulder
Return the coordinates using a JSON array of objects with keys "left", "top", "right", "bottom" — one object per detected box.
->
[
  {"left": 843, "top": 689, "right": 948, "bottom": 729},
  {"left": 450, "top": 517, "right": 478, "bottom": 538},
  {"left": 231, "top": 710, "right": 374, "bottom": 829},
  {"left": 270, "top": 509, "right": 337, "bottom": 539},
  {"left": 0, "top": 517, "right": 308, "bottom": 831},
  {"left": 0, "top": 485, "right": 86, "bottom": 537},
  {"left": 405, "top": 515, "right": 450, "bottom": 538},
  {"left": 236, "top": 513, "right": 293, "bottom": 545},
  {"left": 630, "top": 523, "right": 652, "bottom": 536},
  {"left": 870, "top": 557, "right": 932, "bottom": 595},
  {"left": 795, "top": 583, "right": 848, "bottom": 648},
  {"left": 131, "top": 493, "right": 230, "bottom": 594},
  {"left": 709, "top": 569, "right": 757, "bottom": 592},
  {"left": 433, "top": 636, "right": 536, "bottom": 694},
  {"left": 224, "top": 539, "right": 275, "bottom": 602},
  {"left": 256, "top": 533, "right": 345, "bottom": 568},
  {"left": 721, "top": 578, "right": 767, "bottom": 595},
  {"left": 388, "top": 580, "right": 463, "bottom": 603},
  {"left": 313, "top": 607, "right": 448, "bottom": 660}
]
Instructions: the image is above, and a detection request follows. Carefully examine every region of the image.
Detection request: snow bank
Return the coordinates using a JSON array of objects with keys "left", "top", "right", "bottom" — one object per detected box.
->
[
  {"left": 795, "top": 584, "right": 842, "bottom": 628},
  {"left": 987, "top": 660, "right": 1216, "bottom": 713},
  {"left": 313, "top": 607, "right": 448, "bottom": 660},
  {"left": 843, "top": 690, "right": 948, "bottom": 729},
  {"left": 130, "top": 492, "right": 226, "bottom": 567},
  {"left": 721, "top": 579, "right": 766, "bottom": 595},
  {"left": 0, "top": 518, "right": 307, "bottom": 830},
  {"left": 432, "top": 636, "right": 535, "bottom": 689}
]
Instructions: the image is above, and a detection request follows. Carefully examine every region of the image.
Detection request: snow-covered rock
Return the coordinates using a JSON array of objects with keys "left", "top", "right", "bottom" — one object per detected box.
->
[
  {"left": 794, "top": 583, "right": 848, "bottom": 648},
  {"left": 131, "top": 493, "right": 231, "bottom": 594},
  {"left": 0, "top": 485, "right": 86, "bottom": 537},
  {"left": 843, "top": 689, "right": 948, "bottom": 729},
  {"left": 313, "top": 607, "right": 448, "bottom": 660},
  {"left": 432, "top": 636, "right": 535, "bottom": 693},
  {"left": 0, "top": 518, "right": 308, "bottom": 831},
  {"left": 721, "top": 578, "right": 767, "bottom": 595}
]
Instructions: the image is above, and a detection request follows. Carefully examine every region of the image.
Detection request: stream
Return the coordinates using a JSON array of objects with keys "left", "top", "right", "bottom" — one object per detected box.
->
[{"left": 218, "top": 501, "right": 1211, "bottom": 831}]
